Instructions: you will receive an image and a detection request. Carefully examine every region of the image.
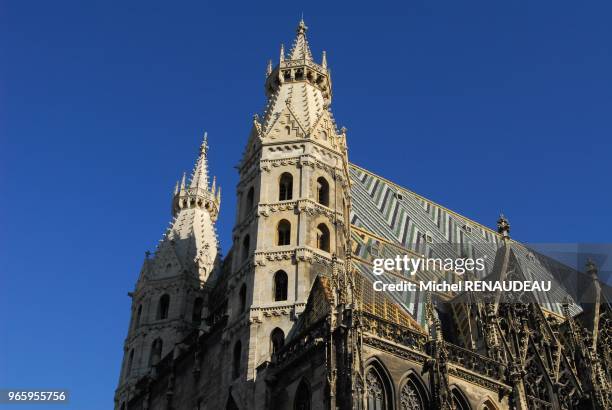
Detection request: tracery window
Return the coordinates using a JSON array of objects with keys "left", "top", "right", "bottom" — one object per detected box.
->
[
  {"left": 400, "top": 380, "right": 423, "bottom": 410},
  {"left": 365, "top": 367, "right": 386, "bottom": 410},
  {"left": 451, "top": 388, "right": 471, "bottom": 410}
]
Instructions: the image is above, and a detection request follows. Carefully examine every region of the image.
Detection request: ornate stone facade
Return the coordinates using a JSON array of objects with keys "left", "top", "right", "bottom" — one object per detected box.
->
[{"left": 115, "top": 21, "right": 611, "bottom": 410}]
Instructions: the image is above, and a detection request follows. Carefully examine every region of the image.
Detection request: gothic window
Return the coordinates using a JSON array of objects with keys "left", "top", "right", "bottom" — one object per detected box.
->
[
  {"left": 451, "top": 388, "right": 471, "bottom": 410},
  {"left": 239, "top": 284, "right": 247, "bottom": 313},
  {"left": 277, "top": 219, "right": 291, "bottom": 246},
  {"left": 400, "top": 379, "right": 425, "bottom": 410},
  {"left": 319, "top": 130, "right": 327, "bottom": 141},
  {"left": 192, "top": 297, "right": 203, "bottom": 324},
  {"left": 279, "top": 173, "right": 293, "bottom": 201},
  {"left": 157, "top": 294, "right": 170, "bottom": 320},
  {"left": 274, "top": 270, "right": 288, "bottom": 301},
  {"left": 232, "top": 341, "right": 241, "bottom": 379},
  {"left": 135, "top": 304, "right": 142, "bottom": 328},
  {"left": 316, "top": 224, "right": 330, "bottom": 252},
  {"left": 246, "top": 186, "right": 255, "bottom": 211},
  {"left": 149, "top": 338, "right": 163, "bottom": 366},
  {"left": 481, "top": 399, "right": 497, "bottom": 410},
  {"left": 126, "top": 349, "right": 134, "bottom": 377},
  {"left": 365, "top": 367, "right": 387, "bottom": 410},
  {"left": 242, "top": 235, "right": 250, "bottom": 262},
  {"left": 294, "top": 379, "right": 311, "bottom": 410},
  {"left": 270, "top": 327, "right": 285, "bottom": 356},
  {"left": 316, "top": 177, "right": 329, "bottom": 206}
]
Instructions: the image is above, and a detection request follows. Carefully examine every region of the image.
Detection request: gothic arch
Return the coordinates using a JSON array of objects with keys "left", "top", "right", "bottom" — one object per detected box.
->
[
  {"left": 478, "top": 397, "right": 498, "bottom": 410},
  {"left": 274, "top": 270, "right": 288, "bottom": 301},
  {"left": 279, "top": 172, "right": 294, "bottom": 201},
  {"left": 294, "top": 378, "right": 311, "bottom": 410},
  {"left": 451, "top": 387, "right": 471, "bottom": 410},
  {"left": 398, "top": 370, "right": 429, "bottom": 409},
  {"left": 316, "top": 177, "right": 330, "bottom": 206},
  {"left": 316, "top": 223, "right": 330, "bottom": 252},
  {"left": 364, "top": 359, "right": 394, "bottom": 410},
  {"left": 277, "top": 219, "right": 291, "bottom": 246},
  {"left": 157, "top": 294, "right": 170, "bottom": 320},
  {"left": 270, "top": 327, "right": 285, "bottom": 356},
  {"left": 149, "top": 338, "right": 163, "bottom": 366}
]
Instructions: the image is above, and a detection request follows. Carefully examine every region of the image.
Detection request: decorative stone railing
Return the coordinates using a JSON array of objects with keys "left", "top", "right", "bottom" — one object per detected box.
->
[{"left": 444, "top": 343, "right": 506, "bottom": 380}]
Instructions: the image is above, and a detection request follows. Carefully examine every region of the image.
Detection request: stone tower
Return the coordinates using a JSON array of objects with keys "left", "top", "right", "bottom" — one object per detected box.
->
[
  {"left": 114, "top": 134, "right": 221, "bottom": 409},
  {"left": 224, "top": 19, "right": 353, "bottom": 407}
]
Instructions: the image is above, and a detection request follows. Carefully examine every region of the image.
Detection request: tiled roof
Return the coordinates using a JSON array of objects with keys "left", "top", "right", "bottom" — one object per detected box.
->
[{"left": 349, "top": 163, "right": 583, "bottom": 325}]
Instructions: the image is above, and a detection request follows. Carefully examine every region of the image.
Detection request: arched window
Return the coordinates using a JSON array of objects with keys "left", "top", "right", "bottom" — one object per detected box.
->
[
  {"left": 452, "top": 388, "right": 471, "bottom": 410},
  {"left": 481, "top": 399, "right": 497, "bottom": 410},
  {"left": 232, "top": 341, "right": 241, "bottom": 379},
  {"left": 246, "top": 187, "right": 254, "bottom": 211},
  {"left": 157, "top": 294, "right": 170, "bottom": 320},
  {"left": 135, "top": 304, "right": 142, "bottom": 328},
  {"left": 294, "top": 379, "right": 311, "bottom": 410},
  {"left": 365, "top": 366, "right": 388, "bottom": 410},
  {"left": 270, "top": 328, "right": 285, "bottom": 356},
  {"left": 274, "top": 270, "right": 288, "bottom": 301},
  {"left": 192, "top": 297, "right": 203, "bottom": 324},
  {"left": 317, "top": 177, "right": 329, "bottom": 206},
  {"left": 316, "top": 224, "right": 330, "bottom": 252},
  {"left": 242, "top": 235, "right": 250, "bottom": 262},
  {"left": 239, "top": 284, "right": 247, "bottom": 313},
  {"left": 279, "top": 173, "right": 293, "bottom": 201},
  {"left": 126, "top": 349, "right": 134, "bottom": 377},
  {"left": 277, "top": 219, "right": 291, "bottom": 246},
  {"left": 400, "top": 376, "right": 426, "bottom": 410},
  {"left": 149, "top": 338, "right": 163, "bottom": 366}
]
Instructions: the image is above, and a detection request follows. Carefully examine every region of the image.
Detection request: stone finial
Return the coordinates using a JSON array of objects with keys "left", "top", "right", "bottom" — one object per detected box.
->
[
  {"left": 266, "top": 59, "right": 272, "bottom": 76},
  {"left": 200, "top": 132, "right": 208, "bottom": 155},
  {"left": 497, "top": 213, "right": 510, "bottom": 238},
  {"left": 280, "top": 44, "right": 285, "bottom": 62},
  {"left": 297, "top": 18, "right": 307, "bottom": 35},
  {"left": 180, "top": 172, "right": 187, "bottom": 190},
  {"left": 586, "top": 259, "right": 598, "bottom": 279},
  {"left": 322, "top": 50, "right": 327, "bottom": 68}
]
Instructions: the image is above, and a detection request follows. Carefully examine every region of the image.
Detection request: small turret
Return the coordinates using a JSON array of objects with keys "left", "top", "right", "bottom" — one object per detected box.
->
[{"left": 497, "top": 213, "right": 510, "bottom": 239}]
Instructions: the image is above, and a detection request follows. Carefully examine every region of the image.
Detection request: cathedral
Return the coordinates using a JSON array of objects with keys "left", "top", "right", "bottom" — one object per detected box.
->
[{"left": 114, "top": 21, "right": 611, "bottom": 410}]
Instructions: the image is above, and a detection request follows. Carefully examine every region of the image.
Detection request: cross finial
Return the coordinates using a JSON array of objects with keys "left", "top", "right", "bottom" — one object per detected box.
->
[{"left": 200, "top": 131, "right": 208, "bottom": 154}]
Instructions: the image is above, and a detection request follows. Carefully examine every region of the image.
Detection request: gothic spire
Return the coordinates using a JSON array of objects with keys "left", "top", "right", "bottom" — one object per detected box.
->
[
  {"left": 189, "top": 132, "right": 210, "bottom": 189},
  {"left": 288, "top": 19, "right": 313, "bottom": 61}
]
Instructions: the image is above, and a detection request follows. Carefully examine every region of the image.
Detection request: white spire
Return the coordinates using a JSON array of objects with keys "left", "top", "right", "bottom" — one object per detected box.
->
[
  {"left": 189, "top": 132, "right": 210, "bottom": 189},
  {"left": 288, "top": 19, "right": 313, "bottom": 61}
]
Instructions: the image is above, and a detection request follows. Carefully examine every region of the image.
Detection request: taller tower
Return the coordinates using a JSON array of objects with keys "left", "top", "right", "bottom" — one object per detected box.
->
[
  {"left": 114, "top": 134, "right": 221, "bottom": 409},
  {"left": 225, "top": 20, "right": 353, "bottom": 408}
]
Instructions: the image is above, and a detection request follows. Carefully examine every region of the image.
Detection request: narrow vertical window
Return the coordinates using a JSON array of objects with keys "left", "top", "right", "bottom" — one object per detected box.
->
[
  {"left": 239, "top": 284, "right": 247, "bottom": 313},
  {"left": 316, "top": 224, "right": 330, "bottom": 252},
  {"left": 246, "top": 187, "right": 254, "bottom": 211},
  {"left": 274, "top": 270, "right": 288, "bottom": 301},
  {"left": 157, "top": 294, "right": 170, "bottom": 320},
  {"left": 149, "top": 338, "right": 163, "bottom": 366},
  {"left": 279, "top": 173, "right": 293, "bottom": 201},
  {"left": 192, "top": 297, "right": 203, "bottom": 324},
  {"left": 270, "top": 328, "right": 285, "bottom": 356},
  {"left": 277, "top": 220, "right": 291, "bottom": 246},
  {"left": 317, "top": 177, "right": 329, "bottom": 206},
  {"left": 135, "top": 304, "right": 142, "bottom": 328},
  {"left": 126, "top": 349, "right": 134, "bottom": 377},
  {"left": 294, "top": 379, "right": 311, "bottom": 410},
  {"left": 365, "top": 367, "right": 387, "bottom": 410},
  {"left": 242, "top": 235, "right": 250, "bottom": 262},
  {"left": 232, "top": 341, "right": 241, "bottom": 379}
]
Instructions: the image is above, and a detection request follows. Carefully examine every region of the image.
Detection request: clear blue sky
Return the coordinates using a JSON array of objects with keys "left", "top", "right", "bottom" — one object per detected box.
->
[{"left": 1, "top": 1, "right": 611, "bottom": 408}]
